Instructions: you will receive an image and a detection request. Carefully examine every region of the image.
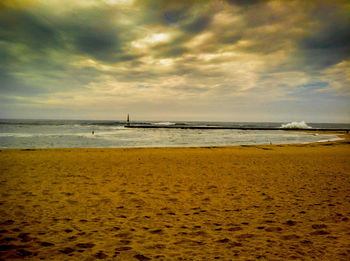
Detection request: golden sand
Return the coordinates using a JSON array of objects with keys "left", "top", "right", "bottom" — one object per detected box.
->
[{"left": 0, "top": 134, "right": 349, "bottom": 260}]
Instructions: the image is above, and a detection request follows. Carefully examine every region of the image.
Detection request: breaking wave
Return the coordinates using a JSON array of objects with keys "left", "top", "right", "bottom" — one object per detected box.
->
[
  {"left": 153, "top": 122, "right": 176, "bottom": 126},
  {"left": 280, "top": 121, "right": 311, "bottom": 129}
]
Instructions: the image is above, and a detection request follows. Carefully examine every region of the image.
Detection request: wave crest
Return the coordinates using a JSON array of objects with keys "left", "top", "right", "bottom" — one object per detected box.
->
[
  {"left": 280, "top": 121, "right": 311, "bottom": 129},
  {"left": 153, "top": 122, "right": 176, "bottom": 126}
]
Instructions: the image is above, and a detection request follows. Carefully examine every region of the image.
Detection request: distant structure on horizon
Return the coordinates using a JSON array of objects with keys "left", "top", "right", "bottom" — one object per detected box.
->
[{"left": 126, "top": 114, "right": 130, "bottom": 126}]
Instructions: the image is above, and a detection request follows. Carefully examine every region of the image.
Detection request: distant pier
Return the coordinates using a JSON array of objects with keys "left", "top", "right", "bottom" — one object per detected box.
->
[{"left": 124, "top": 125, "right": 350, "bottom": 132}]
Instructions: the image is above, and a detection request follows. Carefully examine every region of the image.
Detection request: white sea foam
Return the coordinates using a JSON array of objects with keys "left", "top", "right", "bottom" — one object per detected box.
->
[
  {"left": 153, "top": 122, "right": 176, "bottom": 126},
  {"left": 280, "top": 121, "right": 311, "bottom": 129},
  {"left": 111, "top": 126, "right": 127, "bottom": 130},
  {"left": 317, "top": 137, "right": 343, "bottom": 143}
]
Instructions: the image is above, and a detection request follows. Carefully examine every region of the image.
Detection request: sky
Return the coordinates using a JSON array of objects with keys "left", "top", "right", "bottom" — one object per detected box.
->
[{"left": 0, "top": 0, "right": 349, "bottom": 122}]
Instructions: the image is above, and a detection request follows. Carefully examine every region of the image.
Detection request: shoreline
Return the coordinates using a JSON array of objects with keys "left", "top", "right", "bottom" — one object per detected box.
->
[
  {"left": 0, "top": 132, "right": 349, "bottom": 260},
  {"left": 125, "top": 124, "right": 350, "bottom": 131},
  {"left": 0, "top": 130, "right": 347, "bottom": 151}
]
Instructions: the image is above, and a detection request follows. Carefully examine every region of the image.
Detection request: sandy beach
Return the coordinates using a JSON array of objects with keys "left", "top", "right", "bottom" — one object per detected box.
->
[{"left": 0, "top": 133, "right": 349, "bottom": 260}]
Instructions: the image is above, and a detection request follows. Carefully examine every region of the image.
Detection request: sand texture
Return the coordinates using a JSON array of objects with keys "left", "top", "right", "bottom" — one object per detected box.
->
[{"left": 0, "top": 135, "right": 350, "bottom": 260}]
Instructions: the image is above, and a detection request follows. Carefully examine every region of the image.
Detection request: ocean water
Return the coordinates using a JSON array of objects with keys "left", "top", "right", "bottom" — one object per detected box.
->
[{"left": 0, "top": 119, "right": 348, "bottom": 149}]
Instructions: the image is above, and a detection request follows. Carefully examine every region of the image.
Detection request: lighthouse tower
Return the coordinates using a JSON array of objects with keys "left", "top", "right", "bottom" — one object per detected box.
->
[{"left": 126, "top": 114, "right": 130, "bottom": 126}]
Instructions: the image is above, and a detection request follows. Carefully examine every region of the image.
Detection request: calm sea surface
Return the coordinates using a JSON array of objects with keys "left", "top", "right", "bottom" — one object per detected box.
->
[{"left": 0, "top": 119, "right": 348, "bottom": 148}]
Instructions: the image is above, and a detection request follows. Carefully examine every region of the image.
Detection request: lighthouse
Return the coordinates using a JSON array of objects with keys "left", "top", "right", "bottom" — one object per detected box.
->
[{"left": 126, "top": 114, "right": 130, "bottom": 126}]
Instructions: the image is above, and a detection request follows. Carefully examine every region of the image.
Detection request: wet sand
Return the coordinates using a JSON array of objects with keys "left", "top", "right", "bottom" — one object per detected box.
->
[{"left": 0, "top": 134, "right": 349, "bottom": 260}]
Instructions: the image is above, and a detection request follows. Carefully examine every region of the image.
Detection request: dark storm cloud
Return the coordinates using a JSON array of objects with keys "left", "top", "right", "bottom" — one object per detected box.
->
[
  {"left": 73, "top": 28, "right": 120, "bottom": 61},
  {"left": 0, "top": 7, "right": 61, "bottom": 50},
  {"left": 0, "top": 69, "right": 48, "bottom": 96},
  {"left": 135, "top": 0, "right": 213, "bottom": 38},
  {"left": 298, "top": 20, "right": 350, "bottom": 69},
  {"left": 135, "top": 0, "right": 203, "bottom": 25},
  {"left": 0, "top": 4, "right": 136, "bottom": 64},
  {"left": 226, "top": 0, "right": 268, "bottom": 7},
  {"left": 182, "top": 14, "right": 213, "bottom": 34},
  {"left": 163, "top": 9, "right": 187, "bottom": 25},
  {"left": 0, "top": 3, "right": 140, "bottom": 99},
  {"left": 288, "top": 1, "right": 350, "bottom": 70},
  {"left": 59, "top": 7, "right": 131, "bottom": 63},
  {"left": 0, "top": 44, "right": 16, "bottom": 64},
  {"left": 0, "top": 62, "right": 103, "bottom": 98},
  {"left": 0, "top": 36, "right": 103, "bottom": 96}
]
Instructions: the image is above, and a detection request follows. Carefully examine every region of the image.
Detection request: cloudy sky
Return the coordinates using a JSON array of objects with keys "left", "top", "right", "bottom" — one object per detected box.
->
[{"left": 0, "top": 0, "right": 349, "bottom": 122}]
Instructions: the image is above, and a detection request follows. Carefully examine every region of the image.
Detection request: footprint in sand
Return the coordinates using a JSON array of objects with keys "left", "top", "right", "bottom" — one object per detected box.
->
[
  {"left": 236, "top": 234, "right": 255, "bottom": 240},
  {"left": 217, "top": 238, "right": 230, "bottom": 243},
  {"left": 66, "top": 199, "right": 79, "bottom": 205},
  {"left": 2, "top": 237, "right": 16, "bottom": 242},
  {"left": 114, "top": 232, "right": 132, "bottom": 239},
  {"left": 265, "top": 227, "right": 282, "bottom": 232},
  {"left": 190, "top": 231, "right": 207, "bottom": 236},
  {"left": 310, "top": 230, "right": 330, "bottom": 235},
  {"left": 0, "top": 244, "right": 16, "bottom": 251},
  {"left": 300, "top": 240, "right": 313, "bottom": 245},
  {"left": 119, "top": 240, "right": 131, "bottom": 244},
  {"left": 115, "top": 246, "right": 132, "bottom": 251},
  {"left": 311, "top": 224, "right": 327, "bottom": 229},
  {"left": 228, "top": 242, "right": 243, "bottom": 247},
  {"left": 94, "top": 251, "right": 108, "bottom": 259},
  {"left": 18, "top": 233, "right": 34, "bottom": 242},
  {"left": 149, "top": 229, "right": 163, "bottom": 234},
  {"left": 284, "top": 220, "right": 297, "bottom": 226},
  {"left": 15, "top": 249, "right": 34, "bottom": 257},
  {"left": 281, "top": 234, "right": 300, "bottom": 240},
  {"left": 60, "top": 247, "right": 74, "bottom": 254},
  {"left": 41, "top": 242, "right": 55, "bottom": 247},
  {"left": 146, "top": 244, "right": 165, "bottom": 249},
  {"left": 1, "top": 220, "right": 14, "bottom": 225},
  {"left": 134, "top": 254, "right": 151, "bottom": 261},
  {"left": 76, "top": 243, "right": 95, "bottom": 248}
]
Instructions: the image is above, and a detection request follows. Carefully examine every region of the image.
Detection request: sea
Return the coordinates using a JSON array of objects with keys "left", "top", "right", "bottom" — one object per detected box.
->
[{"left": 0, "top": 119, "right": 348, "bottom": 149}]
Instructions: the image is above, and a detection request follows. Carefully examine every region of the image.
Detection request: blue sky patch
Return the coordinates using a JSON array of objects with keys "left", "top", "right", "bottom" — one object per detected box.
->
[
  {"left": 297, "top": 81, "right": 329, "bottom": 89},
  {"left": 136, "top": 84, "right": 152, "bottom": 89}
]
